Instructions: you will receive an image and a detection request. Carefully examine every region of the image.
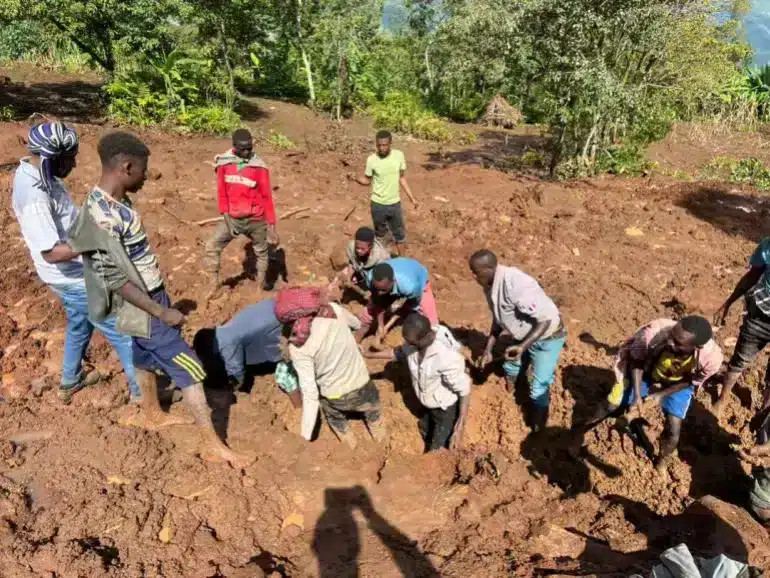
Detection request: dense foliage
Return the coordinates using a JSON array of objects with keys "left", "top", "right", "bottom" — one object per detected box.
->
[{"left": 0, "top": 0, "right": 761, "bottom": 171}]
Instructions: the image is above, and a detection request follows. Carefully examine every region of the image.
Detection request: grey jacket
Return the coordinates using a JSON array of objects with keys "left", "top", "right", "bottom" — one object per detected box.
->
[{"left": 67, "top": 206, "right": 152, "bottom": 338}]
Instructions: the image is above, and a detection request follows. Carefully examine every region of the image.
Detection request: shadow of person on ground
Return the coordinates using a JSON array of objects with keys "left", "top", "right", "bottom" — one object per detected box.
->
[
  {"left": 223, "top": 242, "right": 259, "bottom": 289},
  {"left": 679, "top": 397, "right": 750, "bottom": 507},
  {"left": 675, "top": 186, "right": 770, "bottom": 244},
  {"left": 313, "top": 486, "right": 440, "bottom": 578},
  {"left": 445, "top": 324, "right": 505, "bottom": 385},
  {"left": 520, "top": 364, "right": 623, "bottom": 497},
  {"left": 605, "top": 493, "right": 752, "bottom": 565},
  {"left": 578, "top": 332, "right": 619, "bottom": 356},
  {"left": 520, "top": 425, "right": 622, "bottom": 498},
  {"left": 192, "top": 327, "right": 236, "bottom": 442}
]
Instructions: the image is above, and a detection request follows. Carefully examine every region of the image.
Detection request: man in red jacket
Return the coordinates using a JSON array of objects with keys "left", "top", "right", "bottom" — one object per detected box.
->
[{"left": 205, "top": 129, "right": 279, "bottom": 298}]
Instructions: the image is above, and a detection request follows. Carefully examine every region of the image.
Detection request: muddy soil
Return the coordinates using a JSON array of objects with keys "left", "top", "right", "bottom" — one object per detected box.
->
[{"left": 1, "top": 89, "right": 769, "bottom": 577}]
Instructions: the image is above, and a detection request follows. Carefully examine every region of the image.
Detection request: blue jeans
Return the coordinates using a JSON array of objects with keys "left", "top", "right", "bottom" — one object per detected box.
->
[
  {"left": 503, "top": 333, "right": 566, "bottom": 408},
  {"left": 49, "top": 283, "right": 140, "bottom": 397}
]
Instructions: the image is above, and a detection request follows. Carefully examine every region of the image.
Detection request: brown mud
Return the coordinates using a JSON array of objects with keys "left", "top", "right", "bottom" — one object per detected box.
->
[{"left": 0, "top": 75, "right": 769, "bottom": 577}]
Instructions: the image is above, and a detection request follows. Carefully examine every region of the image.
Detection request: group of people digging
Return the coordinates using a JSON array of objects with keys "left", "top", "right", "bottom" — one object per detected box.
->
[{"left": 9, "top": 123, "right": 770, "bottom": 525}]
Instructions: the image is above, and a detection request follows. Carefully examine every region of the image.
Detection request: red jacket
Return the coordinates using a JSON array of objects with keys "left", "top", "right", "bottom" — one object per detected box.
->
[{"left": 216, "top": 158, "right": 276, "bottom": 224}]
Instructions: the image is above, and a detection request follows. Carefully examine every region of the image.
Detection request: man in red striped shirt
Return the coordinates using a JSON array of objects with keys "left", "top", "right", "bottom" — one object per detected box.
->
[{"left": 205, "top": 129, "right": 279, "bottom": 298}]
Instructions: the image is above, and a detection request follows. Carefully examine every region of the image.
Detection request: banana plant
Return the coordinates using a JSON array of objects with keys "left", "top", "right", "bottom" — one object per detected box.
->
[{"left": 148, "top": 48, "right": 210, "bottom": 114}]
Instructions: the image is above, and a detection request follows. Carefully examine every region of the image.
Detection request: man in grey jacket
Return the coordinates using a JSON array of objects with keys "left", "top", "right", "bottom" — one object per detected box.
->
[{"left": 69, "top": 131, "right": 250, "bottom": 467}]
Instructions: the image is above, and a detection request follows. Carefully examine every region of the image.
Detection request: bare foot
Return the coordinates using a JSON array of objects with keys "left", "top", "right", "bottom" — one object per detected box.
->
[
  {"left": 367, "top": 419, "right": 387, "bottom": 443},
  {"left": 122, "top": 409, "right": 194, "bottom": 430},
  {"left": 201, "top": 442, "right": 255, "bottom": 468}
]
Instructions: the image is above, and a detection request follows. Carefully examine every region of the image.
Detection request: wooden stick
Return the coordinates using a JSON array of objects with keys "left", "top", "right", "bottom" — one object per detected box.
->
[
  {"left": 195, "top": 216, "right": 224, "bottom": 226},
  {"left": 162, "top": 207, "right": 190, "bottom": 225},
  {"left": 194, "top": 206, "right": 310, "bottom": 226},
  {"left": 280, "top": 206, "right": 310, "bottom": 219},
  {"left": 343, "top": 204, "right": 357, "bottom": 221}
]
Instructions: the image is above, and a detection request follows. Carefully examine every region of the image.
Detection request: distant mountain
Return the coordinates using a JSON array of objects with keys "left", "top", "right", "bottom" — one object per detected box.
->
[
  {"left": 382, "top": 0, "right": 407, "bottom": 32},
  {"left": 746, "top": 1, "right": 770, "bottom": 65}
]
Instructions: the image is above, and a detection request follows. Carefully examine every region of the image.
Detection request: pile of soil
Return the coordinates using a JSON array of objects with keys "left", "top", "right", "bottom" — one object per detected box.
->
[{"left": 0, "top": 99, "right": 769, "bottom": 576}]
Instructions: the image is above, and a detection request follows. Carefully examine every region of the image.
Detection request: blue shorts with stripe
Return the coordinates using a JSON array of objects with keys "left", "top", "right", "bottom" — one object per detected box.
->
[{"left": 132, "top": 289, "right": 206, "bottom": 388}]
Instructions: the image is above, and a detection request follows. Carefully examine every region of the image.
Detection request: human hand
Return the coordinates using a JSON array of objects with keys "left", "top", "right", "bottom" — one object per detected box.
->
[
  {"left": 713, "top": 304, "right": 730, "bottom": 327},
  {"left": 449, "top": 419, "right": 464, "bottom": 449},
  {"left": 267, "top": 227, "right": 279, "bottom": 246},
  {"left": 476, "top": 349, "right": 493, "bottom": 370},
  {"left": 160, "top": 307, "right": 186, "bottom": 328},
  {"left": 504, "top": 345, "right": 524, "bottom": 362}
]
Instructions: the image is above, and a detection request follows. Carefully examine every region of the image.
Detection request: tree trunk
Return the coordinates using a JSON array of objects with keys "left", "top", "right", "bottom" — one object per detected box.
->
[
  {"left": 296, "top": 0, "right": 316, "bottom": 105},
  {"left": 47, "top": 16, "right": 113, "bottom": 72},
  {"left": 549, "top": 121, "right": 567, "bottom": 177},
  {"left": 424, "top": 42, "right": 435, "bottom": 94},
  {"left": 219, "top": 20, "right": 236, "bottom": 108}
]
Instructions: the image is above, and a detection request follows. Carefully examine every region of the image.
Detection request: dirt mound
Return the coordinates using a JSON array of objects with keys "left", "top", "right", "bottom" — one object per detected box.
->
[{"left": 479, "top": 94, "right": 523, "bottom": 129}]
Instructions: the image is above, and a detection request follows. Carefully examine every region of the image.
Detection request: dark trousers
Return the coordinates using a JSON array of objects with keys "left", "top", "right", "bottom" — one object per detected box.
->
[
  {"left": 419, "top": 402, "right": 459, "bottom": 452},
  {"left": 728, "top": 301, "right": 770, "bottom": 374},
  {"left": 320, "top": 381, "right": 382, "bottom": 433},
  {"left": 371, "top": 201, "right": 406, "bottom": 243}
]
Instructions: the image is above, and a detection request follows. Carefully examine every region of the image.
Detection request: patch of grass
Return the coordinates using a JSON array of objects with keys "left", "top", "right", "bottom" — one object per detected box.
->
[
  {"left": 369, "top": 91, "right": 452, "bottom": 143},
  {"left": 176, "top": 105, "right": 240, "bottom": 135},
  {"left": 521, "top": 149, "right": 545, "bottom": 169},
  {"left": 0, "top": 106, "right": 14, "bottom": 122},
  {"left": 454, "top": 131, "right": 479, "bottom": 145},
  {"left": 701, "top": 156, "right": 770, "bottom": 190},
  {"left": 268, "top": 129, "right": 296, "bottom": 149}
]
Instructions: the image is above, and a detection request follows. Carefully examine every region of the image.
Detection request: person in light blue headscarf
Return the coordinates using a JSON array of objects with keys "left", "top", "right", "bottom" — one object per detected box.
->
[
  {"left": 11, "top": 122, "right": 140, "bottom": 404},
  {"left": 26, "top": 121, "right": 80, "bottom": 192}
]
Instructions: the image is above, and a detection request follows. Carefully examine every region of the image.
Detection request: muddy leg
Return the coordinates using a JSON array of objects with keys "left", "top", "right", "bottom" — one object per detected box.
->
[
  {"left": 129, "top": 369, "right": 193, "bottom": 429},
  {"left": 321, "top": 398, "right": 358, "bottom": 449},
  {"left": 183, "top": 382, "right": 253, "bottom": 467},
  {"left": 204, "top": 220, "right": 234, "bottom": 300},
  {"left": 655, "top": 414, "right": 682, "bottom": 471}
]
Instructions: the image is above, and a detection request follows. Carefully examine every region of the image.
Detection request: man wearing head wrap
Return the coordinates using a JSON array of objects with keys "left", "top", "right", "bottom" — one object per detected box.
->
[
  {"left": 274, "top": 286, "right": 386, "bottom": 449},
  {"left": 11, "top": 122, "right": 140, "bottom": 404},
  {"left": 569, "top": 316, "right": 723, "bottom": 472}
]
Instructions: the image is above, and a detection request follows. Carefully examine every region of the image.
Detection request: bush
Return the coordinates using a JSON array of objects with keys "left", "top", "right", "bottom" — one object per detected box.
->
[
  {"left": 104, "top": 79, "right": 170, "bottom": 127},
  {"left": 369, "top": 91, "right": 451, "bottom": 142},
  {"left": 103, "top": 50, "right": 241, "bottom": 134},
  {"left": 0, "top": 106, "right": 14, "bottom": 122},
  {"left": 702, "top": 157, "right": 770, "bottom": 190},
  {"left": 268, "top": 130, "right": 296, "bottom": 149},
  {"left": 176, "top": 106, "right": 240, "bottom": 134},
  {"left": 595, "top": 145, "right": 651, "bottom": 176}
]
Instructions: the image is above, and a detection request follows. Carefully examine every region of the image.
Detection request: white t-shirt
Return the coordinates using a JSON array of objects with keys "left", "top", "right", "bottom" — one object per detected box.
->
[{"left": 11, "top": 159, "right": 84, "bottom": 286}]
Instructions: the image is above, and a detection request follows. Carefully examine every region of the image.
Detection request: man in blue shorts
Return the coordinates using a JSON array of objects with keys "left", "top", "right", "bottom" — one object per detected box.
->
[
  {"left": 71, "top": 131, "right": 249, "bottom": 467},
  {"left": 570, "top": 316, "right": 723, "bottom": 471}
]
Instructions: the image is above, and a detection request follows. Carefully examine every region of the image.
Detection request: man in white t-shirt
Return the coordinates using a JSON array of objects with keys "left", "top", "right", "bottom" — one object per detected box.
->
[{"left": 11, "top": 122, "right": 139, "bottom": 403}]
